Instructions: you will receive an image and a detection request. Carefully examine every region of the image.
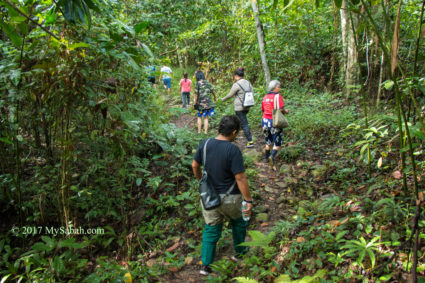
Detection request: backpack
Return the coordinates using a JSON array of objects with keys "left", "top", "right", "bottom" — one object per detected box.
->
[{"left": 235, "top": 81, "right": 255, "bottom": 108}]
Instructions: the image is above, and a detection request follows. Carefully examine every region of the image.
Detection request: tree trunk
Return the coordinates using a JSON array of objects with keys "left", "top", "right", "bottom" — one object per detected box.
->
[
  {"left": 377, "top": 0, "right": 389, "bottom": 106},
  {"left": 328, "top": 1, "right": 339, "bottom": 91},
  {"left": 391, "top": 0, "right": 402, "bottom": 76},
  {"left": 176, "top": 40, "right": 183, "bottom": 68},
  {"left": 251, "top": 0, "right": 271, "bottom": 85},
  {"left": 340, "top": 0, "right": 358, "bottom": 97}
]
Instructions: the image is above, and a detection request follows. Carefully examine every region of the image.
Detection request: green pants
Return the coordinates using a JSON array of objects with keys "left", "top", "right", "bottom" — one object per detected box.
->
[{"left": 200, "top": 194, "right": 249, "bottom": 267}]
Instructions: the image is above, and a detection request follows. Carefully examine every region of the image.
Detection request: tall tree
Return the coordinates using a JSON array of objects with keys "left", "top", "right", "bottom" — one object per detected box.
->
[
  {"left": 340, "top": 0, "right": 358, "bottom": 97},
  {"left": 251, "top": 0, "right": 271, "bottom": 85}
]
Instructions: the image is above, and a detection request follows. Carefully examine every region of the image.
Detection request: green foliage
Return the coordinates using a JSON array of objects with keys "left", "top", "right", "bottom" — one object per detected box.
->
[
  {"left": 233, "top": 277, "right": 259, "bottom": 283},
  {"left": 275, "top": 269, "right": 327, "bottom": 282},
  {"left": 279, "top": 143, "right": 305, "bottom": 162},
  {"left": 1, "top": 0, "right": 425, "bottom": 281},
  {"left": 341, "top": 236, "right": 385, "bottom": 269},
  {"left": 1, "top": 236, "right": 88, "bottom": 282},
  {"left": 345, "top": 121, "right": 390, "bottom": 167},
  {"left": 240, "top": 230, "right": 276, "bottom": 259},
  {"left": 285, "top": 88, "right": 357, "bottom": 144}
]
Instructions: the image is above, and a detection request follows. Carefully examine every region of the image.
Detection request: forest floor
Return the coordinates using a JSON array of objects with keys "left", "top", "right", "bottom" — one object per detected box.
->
[{"left": 159, "top": 109, "right": 325, "bottom": 282}]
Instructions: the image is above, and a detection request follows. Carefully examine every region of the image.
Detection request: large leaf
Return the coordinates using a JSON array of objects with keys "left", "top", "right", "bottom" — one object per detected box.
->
[
  {"left": 53, "top": 255, "right": 65, "bottom": 274},
  {"left": 119, "top": 20, "right": 135, "bottom": 37},
  {"left": 0, "top": 20, "right": 23, "bottom": 48},
  {"left": 61, "top": 0, "right": 93, "bottom": 27},
  {"left": 9, "top": 69, "right": 21, "bottom": 86},
  {"left": 68, "top": 42, "right": 91, "bottom": 50},
  {"left": 58, "top": 238, "right": 87, "bottom": 249},
  {"left": 84, "top": 0, "right": 100, "bottom": 12},
  {"left": 134, "top": 21, "right": 149, "bottom": 33},
  {"left": 141, "top": 43, "right": 154, "bottom": 58}
]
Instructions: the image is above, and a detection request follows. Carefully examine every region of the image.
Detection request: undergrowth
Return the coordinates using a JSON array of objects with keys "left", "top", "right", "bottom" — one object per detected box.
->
[{"left": 2, "top": 74, "right": 425, "bottom": 282}]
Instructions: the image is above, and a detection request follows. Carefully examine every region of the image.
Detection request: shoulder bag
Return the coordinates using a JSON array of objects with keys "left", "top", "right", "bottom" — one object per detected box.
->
[
  {"left": 199, "top": 139, "right": 236, "bottom": 210},
  {"left": 235, "top": 81, "right": 255, "bottom": 108},
  {"left": 272, "top": 94, "right": 289, "bottom": 128}
]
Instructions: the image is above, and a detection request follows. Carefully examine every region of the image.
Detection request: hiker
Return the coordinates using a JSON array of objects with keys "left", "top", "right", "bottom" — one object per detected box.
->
[
  {"left": 179, "top": 73, "right": 192, "bottom": 108},
  {"left": 147, "top": 65, "right": 156, "bottom": 86},
  {"left": 261, "top": 80, "right": 289, "bottom": 166},
  {"left": 222, "top": 68, "right": 255, "bottom": 148},
  {"left": 160, "top": 64, "right": 173, "bottom": 94},
  {"left": 192, "top": 115, "right": 253, "bottom": 276},
  {"left": 194, "top": 70, "right": 216, "bottom": 134}
]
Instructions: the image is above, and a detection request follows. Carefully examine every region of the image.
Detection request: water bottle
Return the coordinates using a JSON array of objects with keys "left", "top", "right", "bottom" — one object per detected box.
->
[{"left": 241, "top": 201, "right": 250, "bottom": 221}]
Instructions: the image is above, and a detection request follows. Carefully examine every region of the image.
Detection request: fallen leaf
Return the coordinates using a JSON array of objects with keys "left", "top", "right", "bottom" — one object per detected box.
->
[
  {"left": 166, "top": 242, "right": 179, "bottom": 252},
  {"left": 296, "top": 237, "right": 306, "bottom": 243},
  {"left": 392, "top": 170, "right": 402, "bottom": 179},
  {"left": 377, "top": 157, "right": 383, "bottom": 168},
  {"left": 349, "top": 204, "right": 362, "bottom": 212},
  {"left": 327, "top": 220, "right": 340, "bottom": 227},
  {"left": 184, "top": 257, "right": 193, "bottom": 265},
  {"left": 146, "top": 259, "right": 156, "bottom": 268},
  {"left": 167, "top": 266, "right": 179, "bottom": 272}
]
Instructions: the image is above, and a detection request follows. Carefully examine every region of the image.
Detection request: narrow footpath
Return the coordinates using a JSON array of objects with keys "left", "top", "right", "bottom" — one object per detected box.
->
[{"left": 161, "top": 112, "right": 300, "bottom": 282}]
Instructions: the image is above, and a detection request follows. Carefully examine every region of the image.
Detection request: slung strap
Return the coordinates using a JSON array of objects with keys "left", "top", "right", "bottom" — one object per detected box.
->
[
  {"left": 202, "top": 138, "right": 211, "bottom": 167},
  {"left": 274, "top": 94, "right": 280, "bottom": 110},
  {"left": 224, "top": 180, "right": 236, "bottom": 196},
  {"left": 235, "top": 81, "right": 253, "bottom": 92},
  {"left": 235, "top": 81, "right": 253, "bottom": 105}
]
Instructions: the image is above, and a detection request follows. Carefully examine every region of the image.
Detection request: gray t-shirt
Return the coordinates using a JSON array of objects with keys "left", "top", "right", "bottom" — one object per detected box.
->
[{"left": 222, "top": 79, "right": 252, "bottom": 111}]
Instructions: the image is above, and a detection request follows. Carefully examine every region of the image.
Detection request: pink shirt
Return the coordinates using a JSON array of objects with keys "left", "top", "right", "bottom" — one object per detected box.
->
[{"left": 180, "top": 79, "right": 192, "bottom": 92}]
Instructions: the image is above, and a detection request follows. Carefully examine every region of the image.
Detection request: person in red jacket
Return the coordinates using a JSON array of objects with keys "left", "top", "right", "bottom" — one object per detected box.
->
[{"left": 261, "top": 80, "right": 289, "bottom": 166}]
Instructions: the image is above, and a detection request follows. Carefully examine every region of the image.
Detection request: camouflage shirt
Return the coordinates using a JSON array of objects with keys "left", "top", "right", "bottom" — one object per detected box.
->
[{"left": 195, "top": 80, "right": 215, "bottom": 110}]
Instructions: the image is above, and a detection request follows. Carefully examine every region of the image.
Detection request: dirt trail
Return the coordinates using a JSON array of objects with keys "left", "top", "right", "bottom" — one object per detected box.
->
[{"left": 159, "top": 111, "right": 294, "bottom": 282}]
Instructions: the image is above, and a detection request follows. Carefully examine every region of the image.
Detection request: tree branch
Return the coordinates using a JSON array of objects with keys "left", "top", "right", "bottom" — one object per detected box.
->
[{"left": 3, "top": 0, "right": 60, "bottom": 41}]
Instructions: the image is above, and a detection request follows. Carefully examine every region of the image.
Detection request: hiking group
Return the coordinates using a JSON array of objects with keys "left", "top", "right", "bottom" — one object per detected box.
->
[{"left": 148, "top": 65, "right": 289, "bottom": 275}]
